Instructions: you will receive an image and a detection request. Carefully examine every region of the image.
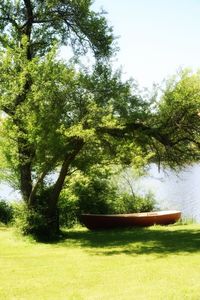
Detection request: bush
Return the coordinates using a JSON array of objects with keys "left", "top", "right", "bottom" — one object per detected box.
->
[
  {"left": 12, "top": 202, "right": 44, "bottom": 235},
  {"left": 59, "top": 190, "right": 156, "bottom": 228},
  {"left": 109, "top": 192, "right": 156, "bottom": 214},
  {"left": 76, "top": 178, "right": 117, "bottom": 215},
  {"left": 58, "top": 168, "right": 117, "bottom": 227},
  {"left": 0, "top": 200, "right": 13, "bottom": 224},
  {"left": 12, "top": 202, "right": 26, "bottom": 232},
  {"left": 12, "top": 199, "right": 59, "bottom": 241},
  {"left": 58, "top": 170, "right": 156, "bottom": 227},
  {"left": 59, "top": 196, "right": 79, "bottom": 228},
  {"left": 58, "top": 174, "right": 117, "bottom": 227}
]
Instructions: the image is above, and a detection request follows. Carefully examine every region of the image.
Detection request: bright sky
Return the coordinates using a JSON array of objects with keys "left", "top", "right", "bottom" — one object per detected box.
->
[{"left": 92, "top": 0, "right": 200, "bottom": 88}]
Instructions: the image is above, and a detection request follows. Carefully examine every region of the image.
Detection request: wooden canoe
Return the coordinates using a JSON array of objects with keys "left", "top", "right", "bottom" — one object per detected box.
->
[{"left": 81, "top": 210, "right": 181, "bottom": 230}]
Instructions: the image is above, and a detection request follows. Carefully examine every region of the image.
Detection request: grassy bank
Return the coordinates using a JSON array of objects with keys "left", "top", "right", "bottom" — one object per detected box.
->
[{"left": 1, "top": 224, "right": 200, "bottom": 300}]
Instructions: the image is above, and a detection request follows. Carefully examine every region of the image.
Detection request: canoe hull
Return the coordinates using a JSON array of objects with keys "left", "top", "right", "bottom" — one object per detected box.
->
[{"left": 81, "top": 211, "right": 181, "bottom": 230}]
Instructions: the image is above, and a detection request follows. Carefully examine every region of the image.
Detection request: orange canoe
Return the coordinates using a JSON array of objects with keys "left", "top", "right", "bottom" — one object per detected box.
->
[{"left": 81, "top": 210, "right": 181, "bottom": 230}]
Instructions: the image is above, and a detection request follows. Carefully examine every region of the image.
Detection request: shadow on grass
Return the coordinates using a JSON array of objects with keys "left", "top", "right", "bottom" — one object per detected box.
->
[
  {"left": 59, "top": 225, "right": 200, "bottom": 256},
  {"left": 0, "top": 225, "right": 9, "bottom": 231}
]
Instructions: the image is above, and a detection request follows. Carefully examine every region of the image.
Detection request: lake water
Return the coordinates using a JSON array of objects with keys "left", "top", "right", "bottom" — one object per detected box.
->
[
  {"left": 140, "top": 164, "right": 200, "bottom": 222},
  {"left": 1, "top": 163, "right": 200, "bottom": 222},
  {"left": 0, "top": 183, "right": 21, "bottom": 201}
]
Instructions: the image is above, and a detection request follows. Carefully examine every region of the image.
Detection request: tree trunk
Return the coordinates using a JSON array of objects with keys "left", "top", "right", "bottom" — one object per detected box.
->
[
  {"left": 17, "top": 134, "right": 33, "bottom": 203},
  {"left": 50, "top": 139, "right": 84, "bottom": 206},
  {"left": 26, "top": 203, "right": 60, "bottom": 241},
  {"left": 47, "top": 138, "right": 84, "bottom": 235},
  {"left": 23, "top": 138, "right": 84, "bottom": 240},
  {"left": 45, "top": 203, "right": 60, "bottom": 240}
]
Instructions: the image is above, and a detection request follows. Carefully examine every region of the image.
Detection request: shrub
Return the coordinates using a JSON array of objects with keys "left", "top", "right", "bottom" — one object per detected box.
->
[
  {"left": 58, "top": 173, "right": 117, "bottom": 227},
  {"left": 59, "top": 196, "right": 79, "bottom": 228},
  {"left": 12, "top": 199, "right": 58, "bottom": 241},
  {"left": 109, "top": 192, "right": 156, "bottom": 214},
  {"left": 0, "top": 200, "right": 13, "bottom": 224},
  {"left": 12, "top": 202, "right": 42, "bottom": 235},
  {"left": 76, "top": 178, "right": 117, "bottom": 215},
  {"left": 58, "top": 169, "right": 156, "bottom": 228}
]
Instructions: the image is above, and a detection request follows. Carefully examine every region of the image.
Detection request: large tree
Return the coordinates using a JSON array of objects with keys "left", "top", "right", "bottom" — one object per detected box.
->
[
  {"left": 0, "top": 1, "right": 199, "bottom": 239},
  {"left": 0, "top": 0, "right": 115, "bottom": 238}
]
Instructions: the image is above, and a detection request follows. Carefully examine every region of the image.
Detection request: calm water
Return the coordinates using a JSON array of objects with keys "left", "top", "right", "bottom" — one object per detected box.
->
[
  {"left": 0, "top": 184, "right": 21, "bottom": 201},
  {"left": 141, "top": 164, "right": 200, "bottom": 222},
  {"left": 1, "top": 164, "right": 200, "bottom": 222}
]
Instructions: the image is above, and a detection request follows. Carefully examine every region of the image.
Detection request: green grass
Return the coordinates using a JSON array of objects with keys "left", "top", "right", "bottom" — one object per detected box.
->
[{"left": 1, "top": 224, "right": 200, "bottom": 300}]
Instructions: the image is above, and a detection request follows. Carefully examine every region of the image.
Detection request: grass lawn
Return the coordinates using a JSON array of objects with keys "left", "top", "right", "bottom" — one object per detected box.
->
[{"left": 1, "top": 224, "right": 200, "bottom": 300}]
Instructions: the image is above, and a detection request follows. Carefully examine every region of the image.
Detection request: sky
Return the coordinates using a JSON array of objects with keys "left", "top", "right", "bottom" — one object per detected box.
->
[{"left": 92, "top": 0, "right": 200, "bottom": 88}]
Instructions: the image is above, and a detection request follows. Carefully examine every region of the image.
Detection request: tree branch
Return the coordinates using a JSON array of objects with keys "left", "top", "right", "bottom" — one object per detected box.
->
[{"left": 97, "top": 122, "right": 174, "bottom": 147}]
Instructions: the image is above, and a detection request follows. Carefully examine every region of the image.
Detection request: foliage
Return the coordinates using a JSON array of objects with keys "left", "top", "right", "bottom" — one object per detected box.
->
[
  {"left": 12, "top": 200, "right": 59, "bottom": 240},
  {"left": 0, "top": 0, "right": 114, "bottom": 58},
  {"left": 0, "top": 199, "right": 13, "bottom": 224},
  {"left": 58, "top": 168, "right": 156, "bottom": 228},
  {"left": 12, "top": 202, "right": 32, "bottom": 234},
  {"left": 152, "top": 70, "right": 200, "bottom": 168},
  {"left": 59, "top": 196, "right": 79, "bottom": 228},
  {"left": 58, "top": 167, "right": 117, "bottom": 227},
  {"left": 110, "top": 192, "right": 156, "bottom": 214}
]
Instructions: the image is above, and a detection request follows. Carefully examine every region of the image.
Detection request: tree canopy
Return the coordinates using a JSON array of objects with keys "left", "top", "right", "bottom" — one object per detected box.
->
[{"left": 153, "top": 70, "right": 200, "bottom": 168}]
